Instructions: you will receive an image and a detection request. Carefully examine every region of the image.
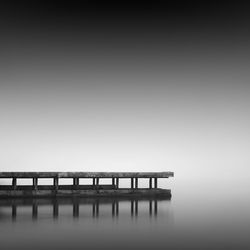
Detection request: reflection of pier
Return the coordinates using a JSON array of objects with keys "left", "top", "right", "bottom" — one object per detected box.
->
[{"left": 0, "top": 197, "right": 169, "bottom": 220}]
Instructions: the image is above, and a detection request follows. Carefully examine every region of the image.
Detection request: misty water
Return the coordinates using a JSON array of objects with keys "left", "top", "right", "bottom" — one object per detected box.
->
[{"left": 0, "top": 179, "right": 250, "bottom": 250}]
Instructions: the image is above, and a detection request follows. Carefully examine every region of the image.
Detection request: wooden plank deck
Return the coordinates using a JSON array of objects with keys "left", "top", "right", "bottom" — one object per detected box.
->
[{"left": 0, "top": 172, "right": 174, "bottom": 178}]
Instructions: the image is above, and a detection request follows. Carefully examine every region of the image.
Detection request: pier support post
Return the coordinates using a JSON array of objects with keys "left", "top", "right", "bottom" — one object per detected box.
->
[
  {"left": 135, "top": 178, "right": 138, "bottom": 189},
  {"left": 131, "top": 178, "right": 134, "bottom": 189},
  {"left": 73, "top": 177, "right": 79, "bottom": 189},
  {"left": 149, "top": 178, "right": 152, "bottom": 189},
  {"left": 93, "top": 178, "right": 96, "bottom": 189},
  {"left": 96, "top": 177, "right": 99, "bottom": 189},
  {"left": 116, "top": 178, "right": 119, "bottom": 189},
  {"left": 154, "top": 178, "right": 158, "bottom": 188},
  {"left": 12, "top": 177, "right": 17, "bottom": 190},
  {"left": 112, "top": 177, "right": 115, "bottom": 188},
  {"left": 33, "top": 177, "right": 38, "bottom": 190},
  {"left": 54, "top": 177, "right": 59, "bottom": 191}
]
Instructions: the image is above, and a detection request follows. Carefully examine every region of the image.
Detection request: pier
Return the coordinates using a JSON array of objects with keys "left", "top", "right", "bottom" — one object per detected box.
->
[{"left": 0, "top": 172, "right": 174, "bottom": 198}]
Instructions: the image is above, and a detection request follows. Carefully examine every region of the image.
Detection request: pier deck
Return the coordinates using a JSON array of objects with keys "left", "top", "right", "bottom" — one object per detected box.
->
[{"left": 0, "top": 172, "right": 174, "bottom": 198}]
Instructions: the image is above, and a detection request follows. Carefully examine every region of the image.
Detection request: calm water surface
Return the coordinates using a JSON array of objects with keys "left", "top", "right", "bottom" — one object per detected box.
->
[{"left": 0, "top": 179, "right": 250, "bottom": 250}]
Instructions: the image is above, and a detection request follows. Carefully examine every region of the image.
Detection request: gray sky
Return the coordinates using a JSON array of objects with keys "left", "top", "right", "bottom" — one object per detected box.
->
[{"left": 0, "top": 2, "right": 249, "bottom": 185}]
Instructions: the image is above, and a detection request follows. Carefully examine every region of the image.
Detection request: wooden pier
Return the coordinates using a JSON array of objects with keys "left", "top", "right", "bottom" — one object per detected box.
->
[{"left": 0, "top": 172, "right": 174, "bottom": 198}]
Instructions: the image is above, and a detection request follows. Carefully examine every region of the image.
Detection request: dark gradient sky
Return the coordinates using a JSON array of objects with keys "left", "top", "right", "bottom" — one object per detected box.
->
[{"left": 0, "top": 1, "right": 250, "bottom": 185}]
